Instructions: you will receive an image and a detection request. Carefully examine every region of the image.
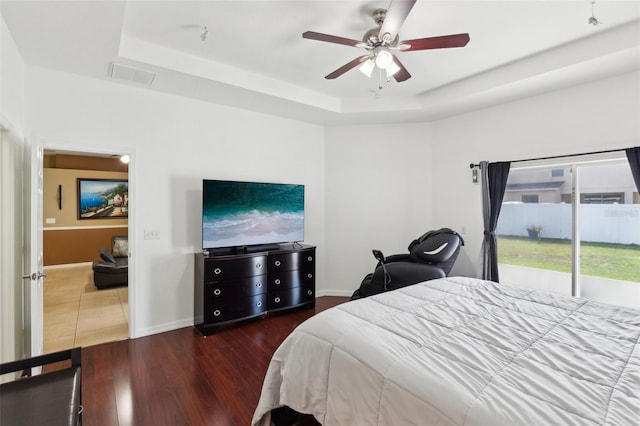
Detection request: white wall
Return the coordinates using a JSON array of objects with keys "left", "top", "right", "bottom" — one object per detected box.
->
[
  {"left": 1, "top": 13, "right": 25, "bottom": 131},
  {"left": 25, "top": 66, "right": 325, "bottom": 338},
  {"left": 431, "top": 71, "right": 640, "bottom": 278},
  {"left": 324, "top": 123, "right": 434, "bottom": 296},
  {"left": 0, "top": 12, "right": 26, "bottom": 363}
]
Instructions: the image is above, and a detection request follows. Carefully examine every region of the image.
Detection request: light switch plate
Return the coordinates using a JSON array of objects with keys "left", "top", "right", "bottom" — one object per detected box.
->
[{"left": 144, "top": 229, "right": 160, "bottom": 240}]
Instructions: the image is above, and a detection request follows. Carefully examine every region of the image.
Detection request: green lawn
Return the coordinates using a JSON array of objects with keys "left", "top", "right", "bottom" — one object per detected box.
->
[{"left": 497, "top": 236, "right": 640, "bottom": 283}]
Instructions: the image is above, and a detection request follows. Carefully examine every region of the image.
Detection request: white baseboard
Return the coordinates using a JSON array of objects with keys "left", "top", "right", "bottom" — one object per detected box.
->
[
  {"left": 316, "top": 289, "right": 353, "bottom": 298},
  {"left": 130, "top": 291, "right": 353, "bottom": 340},
  {"left": 44, "top": 262, "right": 92, "bottom": 270},
  {"left": 132, "top": 318, "right": 194, "bottom": 339}
]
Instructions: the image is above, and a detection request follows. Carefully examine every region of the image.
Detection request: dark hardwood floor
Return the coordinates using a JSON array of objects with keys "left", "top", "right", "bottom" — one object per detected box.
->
[{"left": 78, "top": 296, "right": 348, "bottom": 425}]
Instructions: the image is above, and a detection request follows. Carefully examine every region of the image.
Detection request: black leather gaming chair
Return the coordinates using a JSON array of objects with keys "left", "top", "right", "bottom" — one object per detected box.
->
[{"left": 351, "top": 228, "right": 464, "bottom": 300}]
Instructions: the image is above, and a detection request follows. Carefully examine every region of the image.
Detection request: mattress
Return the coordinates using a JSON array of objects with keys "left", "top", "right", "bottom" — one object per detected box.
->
[{"left": 252, "top": 277, "right": 640, "bottom": 425}]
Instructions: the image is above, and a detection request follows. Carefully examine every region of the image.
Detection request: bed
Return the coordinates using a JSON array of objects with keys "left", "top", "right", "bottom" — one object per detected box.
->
[{"left": 252, "top": 276, "right": 640, "bottom": 425}]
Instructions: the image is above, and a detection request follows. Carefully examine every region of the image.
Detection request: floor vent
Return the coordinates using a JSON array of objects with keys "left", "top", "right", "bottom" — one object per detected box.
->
[{"left": 109, "top": 63, "right": 156, "bottom": 86}]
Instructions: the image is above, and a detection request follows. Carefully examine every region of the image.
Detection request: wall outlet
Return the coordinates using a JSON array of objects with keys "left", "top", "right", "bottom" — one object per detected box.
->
[
  {"left": 144, "top": 229, "right": 160, "bottom": 240},
  {"left": 45, "top": 218, "right": 56, "bottom": 224}
]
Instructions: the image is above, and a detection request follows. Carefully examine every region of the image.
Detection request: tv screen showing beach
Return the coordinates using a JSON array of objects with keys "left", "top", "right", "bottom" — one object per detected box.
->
[{"left": 202, "top": 180, "right": 304, "bottom": 249}]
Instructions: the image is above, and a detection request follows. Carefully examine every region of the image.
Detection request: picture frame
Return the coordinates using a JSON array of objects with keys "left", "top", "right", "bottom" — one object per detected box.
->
[{"left": 77, "top": 178, "right": 128, "bottom": 220}]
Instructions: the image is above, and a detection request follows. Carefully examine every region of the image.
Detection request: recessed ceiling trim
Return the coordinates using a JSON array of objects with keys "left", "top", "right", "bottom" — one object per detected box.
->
[{"left": 118, "top": 35, "right": 341, "bottom": 112}]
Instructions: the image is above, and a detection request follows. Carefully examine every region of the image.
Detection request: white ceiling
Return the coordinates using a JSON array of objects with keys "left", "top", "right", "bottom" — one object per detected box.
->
[{"left": 2, "top": 0, "right": 640, "bottom": 125}]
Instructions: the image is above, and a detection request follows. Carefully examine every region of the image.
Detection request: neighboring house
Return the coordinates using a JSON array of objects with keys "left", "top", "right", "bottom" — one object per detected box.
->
[{"left": 504, "top": 164, "right": 640, "bottom": 205}]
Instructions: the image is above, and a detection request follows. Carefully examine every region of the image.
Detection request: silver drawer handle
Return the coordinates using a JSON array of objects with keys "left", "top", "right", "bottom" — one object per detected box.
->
[
  {"left": 213, "top": 289, "right": 221, "bottom": 296},
  {"left": 213, "top": 309, "right": 221, "bottom": 317},
  {"left": 307, "top": 290, "right": 313, "bottom": 296},
  {"left": 257, "top": 301, "right": 263, "bottom": 307},
  {"left": 274, "top": 297, "right": 281, "bottom": 303},
  {"left": 214, "top": 267, "right": 222, "bottom": 275},
  {"left": 307, "top": 256, "right": 313, "bottom": 262},
  {"left": 256, "top": 263, "right": 262, "bottom": 269},
  {"left": 275, "top": 260, "right": 281, "bottom": 266},
  {"left": 256, "top": 282, "right": 263, "bottom": 288},
  {"left": 275, "top": 279, "right": 281, "bottom": 285},
  {"left": 307, "top": 273, "right": 313, "bottom": 279}
]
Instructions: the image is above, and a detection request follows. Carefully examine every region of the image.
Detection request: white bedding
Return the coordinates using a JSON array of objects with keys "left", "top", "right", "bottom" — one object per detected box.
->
[{"left": 252, "top": 277, "right": 640, "bottom": 425}]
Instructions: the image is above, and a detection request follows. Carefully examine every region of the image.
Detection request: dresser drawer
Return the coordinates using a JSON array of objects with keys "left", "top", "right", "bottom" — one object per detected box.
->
[
  {"left": 204, "top": 255, "right": 266, "bottom": 282},
  {"left": 205, "top": 293, "right": 267, "bottom": 323},
  {"left": 268, "top": 249, "right": 315, "bottom": 272},
  {"left": 268, "top": 285, "right": 314, "bottom": 310},
  {"left": 205, "top": 275, "right": 266, "bottom": 301},
  {"left": 268, "top": 269, "right": 314, "bottom": 290}
]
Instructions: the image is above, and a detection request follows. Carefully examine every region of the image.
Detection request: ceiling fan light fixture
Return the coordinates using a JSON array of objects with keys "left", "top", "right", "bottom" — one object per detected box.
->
[
  {"left": 375, "top": 49, "right": 394, "bottom": 69},
  {"left": 358, "top": 58, "right": 375, "bottom": 78},
  {"left": 385, "top": 61, "right": 401, "bottom": 78}
]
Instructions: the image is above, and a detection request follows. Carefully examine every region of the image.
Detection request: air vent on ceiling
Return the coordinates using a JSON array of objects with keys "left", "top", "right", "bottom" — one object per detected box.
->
[{"left": 109, "top": 63, "right": 156, "bottom": 86}]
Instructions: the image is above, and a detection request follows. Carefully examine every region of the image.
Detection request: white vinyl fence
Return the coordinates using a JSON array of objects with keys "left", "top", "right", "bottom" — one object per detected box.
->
[{"left": 497, "top": 203, "right": 640, "bottom": 245}]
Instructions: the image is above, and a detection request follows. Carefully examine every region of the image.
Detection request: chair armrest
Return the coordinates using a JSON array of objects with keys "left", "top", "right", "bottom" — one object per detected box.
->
[{"left": 382, "top": 254, "right": 411, "bottom": 264}]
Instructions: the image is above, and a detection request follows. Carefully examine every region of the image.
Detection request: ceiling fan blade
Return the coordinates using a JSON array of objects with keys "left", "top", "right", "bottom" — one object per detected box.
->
[
  {"left": 392, "top": 56, "right": 411, "bottom": 82},
  {"left": 303, "top": 31, "right": 362, "bottom": 47},
  {"left": 325, "top": 56, "right": 369, "bottom": 79},
  {"left": 378, "top": 0, "right": 417, "bottom": 43},
  {"left": 400, "top": 33, "right": 470, "bottom": 51}
]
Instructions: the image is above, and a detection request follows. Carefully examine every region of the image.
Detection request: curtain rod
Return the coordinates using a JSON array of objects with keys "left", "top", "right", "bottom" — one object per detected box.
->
[{"left": 469, "top": 146, "right": 634, "bottom": 169}]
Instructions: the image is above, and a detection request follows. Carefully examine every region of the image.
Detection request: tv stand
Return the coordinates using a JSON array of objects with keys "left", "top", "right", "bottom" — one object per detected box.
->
[{"left": 194, "top": 244, "right": 316, "bottom": 335}]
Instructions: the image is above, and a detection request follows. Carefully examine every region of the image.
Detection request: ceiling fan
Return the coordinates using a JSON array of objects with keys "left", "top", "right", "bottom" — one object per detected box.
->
[{"left": 302, "top": 0, "right": 470, "bottom": 83}]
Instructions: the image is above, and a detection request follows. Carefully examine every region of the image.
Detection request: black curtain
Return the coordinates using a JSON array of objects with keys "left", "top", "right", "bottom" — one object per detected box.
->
[
  {"left": 626, "top": 147, "right": 640, "bottom": 193},
  {"left": 481, "top": 161, "right": 511, "bottom": 282}
]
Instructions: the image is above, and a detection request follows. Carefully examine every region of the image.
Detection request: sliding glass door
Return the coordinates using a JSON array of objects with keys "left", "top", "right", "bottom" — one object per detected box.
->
[
  {"left": 496, "top": 157, "right": 640, "bottom": 308},
  {"left": 497, "top": 165, "right": 574, "bottom": 296},
  {"left": 577, "top": 161, "right": 639, "bottom": 307}
]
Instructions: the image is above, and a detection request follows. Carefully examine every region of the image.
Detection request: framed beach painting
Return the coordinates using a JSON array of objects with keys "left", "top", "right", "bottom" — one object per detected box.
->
[{"left": 77, "top": 178, "right": 128, "bottom": 219}]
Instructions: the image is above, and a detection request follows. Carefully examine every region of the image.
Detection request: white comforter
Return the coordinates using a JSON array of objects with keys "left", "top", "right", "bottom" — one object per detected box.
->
[{"left": 252, "top": 277, "right": 640, "bottom": 425}]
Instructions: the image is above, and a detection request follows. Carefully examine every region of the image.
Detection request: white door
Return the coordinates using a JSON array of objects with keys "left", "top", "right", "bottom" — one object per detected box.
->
[{"left": 23, "top": 142, "right": 44, "bottom": 358}]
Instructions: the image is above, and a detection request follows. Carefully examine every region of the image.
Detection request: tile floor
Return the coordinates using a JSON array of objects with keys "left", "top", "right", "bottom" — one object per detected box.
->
[{"left": 43, "top": 263, "right": 129, "bottom": 353}]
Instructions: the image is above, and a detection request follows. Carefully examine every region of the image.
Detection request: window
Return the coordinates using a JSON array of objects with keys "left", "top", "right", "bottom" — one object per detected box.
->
[
  {"left": 581, "top": 193, "right": 624, "bottom": 204},
  {"left": 521, "top": 194, "right": 539, "bottom": 203}
]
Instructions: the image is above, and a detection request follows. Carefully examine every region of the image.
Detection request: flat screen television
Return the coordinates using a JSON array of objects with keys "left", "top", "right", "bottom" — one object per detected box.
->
[{"left": 202, "top": 179, "right": 304, "bottom": 251}]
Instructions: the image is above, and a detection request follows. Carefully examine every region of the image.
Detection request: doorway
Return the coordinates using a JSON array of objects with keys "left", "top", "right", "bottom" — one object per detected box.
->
[{"left": 41, "top": 149, "right": 131, "bottom": 352}]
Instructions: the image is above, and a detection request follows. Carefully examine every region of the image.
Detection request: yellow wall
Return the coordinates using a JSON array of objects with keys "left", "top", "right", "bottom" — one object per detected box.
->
[
  {"left": 43, "top": 168, "right": 128, "bottom": 228},
  {"left": 43, "top": 168, "right": 128, "bottom": 265}
]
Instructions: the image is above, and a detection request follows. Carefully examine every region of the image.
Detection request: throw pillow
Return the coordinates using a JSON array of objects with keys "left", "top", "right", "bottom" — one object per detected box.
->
[{"left": 112, "top": 237, "right": 128, "bottom": 258}]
